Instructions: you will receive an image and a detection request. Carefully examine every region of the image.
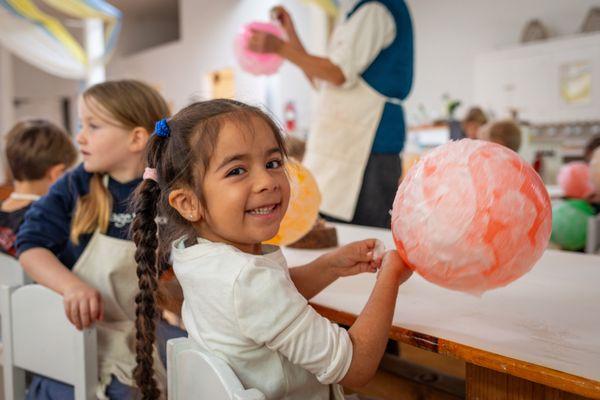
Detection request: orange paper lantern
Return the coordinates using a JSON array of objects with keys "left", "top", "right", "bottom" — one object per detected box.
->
[
  {"left": 392, "top": 140, "right": 552, "bottom": 295},
  {"left": 266, "top": 159, "right": 321, "bottom": 246}
]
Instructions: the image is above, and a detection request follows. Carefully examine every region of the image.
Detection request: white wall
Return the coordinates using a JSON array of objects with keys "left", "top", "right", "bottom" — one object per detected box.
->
[
  {"left": 108, "top": 0, "right": 317, "bottom": 133},
  {"left": 2, "top": 0, "right": 316, "bottom": 146},
  {"left": 474, "top": 32, "right": 600, "bottom": 123},
  {"left": 404, "top": 0, "right": 600, "bottom": 122},
  {"left": 0, "top": 47, "right": 14, "bottom": 182},
  {"left": 12, "top": 57, "right": 80, "bottom": 132},
  {"left": 4, "top": 0, "right": 600, "bottom": 139},
  {"left": 0, "top": 47, "right": 14, "bottom": 136},
  {"left": 115, "top": 15, "right": 180, "bottom": 57}
]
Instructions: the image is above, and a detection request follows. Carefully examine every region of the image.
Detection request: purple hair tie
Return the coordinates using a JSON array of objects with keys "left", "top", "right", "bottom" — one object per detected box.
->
[{"left": 154, "top": 118, "right": 170, "bottom": 138}]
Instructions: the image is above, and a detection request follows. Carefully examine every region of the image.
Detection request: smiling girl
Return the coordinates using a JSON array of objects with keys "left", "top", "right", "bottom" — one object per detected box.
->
[{"left": 131, "top": 99, "right": 413, "bottom": 399}]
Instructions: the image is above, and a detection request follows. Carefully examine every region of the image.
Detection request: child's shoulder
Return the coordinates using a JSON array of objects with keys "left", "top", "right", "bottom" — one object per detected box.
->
[
  {"left": 0, "top": 204, "right": 30, "bottom": 229},
  {"left": 172, "top": 238, "right": 285, "bottom": 279},
  {"left": 49, "top": 163, "right": 92, "bottom": 198}
]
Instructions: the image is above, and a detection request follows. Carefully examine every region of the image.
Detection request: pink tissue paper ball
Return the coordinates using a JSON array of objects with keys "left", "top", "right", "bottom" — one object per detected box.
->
[
  {"left": 234, "top": 21, "right": 285, "bottom": 76},
  {"left": 557, "top": 161, "right": 594, "bottom": 199},
  {"left": 391, "top": 139, "right": 552, "bottom": 295}
]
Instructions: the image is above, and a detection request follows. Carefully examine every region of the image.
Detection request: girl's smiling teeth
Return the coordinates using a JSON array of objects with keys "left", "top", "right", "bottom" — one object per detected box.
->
[{"left": 247, "top": 203, "right": 280, "bottom": 215}]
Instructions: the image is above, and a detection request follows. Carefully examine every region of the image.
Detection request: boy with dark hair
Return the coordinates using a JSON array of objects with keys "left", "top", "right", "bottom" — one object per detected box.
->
[{"left": 0, "top": 119, "right": 77, "bottom": 256}]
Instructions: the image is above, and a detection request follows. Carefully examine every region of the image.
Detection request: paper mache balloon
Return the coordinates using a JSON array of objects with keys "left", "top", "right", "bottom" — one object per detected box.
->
[
  {"left": 266, "top": 159, "right": 321, "bottom": 246},
  {"left": 590, "top": 148, "right": 600, "bottom": 194},
  {"left": 391, "top": 139, "right": 552, "bottom": 295},
  {"left": 551, "top": 199, "right": 595, "bottom": 251},
  {"left": 557, "top": 161, "right": 594, "bottom": 199},
  {"left": 234, "top": 21, "right": 285, "bottom": 75}
]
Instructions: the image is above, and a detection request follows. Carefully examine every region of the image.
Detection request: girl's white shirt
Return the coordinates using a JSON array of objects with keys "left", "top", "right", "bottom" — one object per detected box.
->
[{"left": 172, "top": 237, "right": 353, "bottom": 400}]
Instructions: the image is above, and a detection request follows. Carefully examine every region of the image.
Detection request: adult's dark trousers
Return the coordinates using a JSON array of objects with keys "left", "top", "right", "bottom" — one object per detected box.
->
[{"left": 323, "top": 152, "right": 402, "bottom": 229}]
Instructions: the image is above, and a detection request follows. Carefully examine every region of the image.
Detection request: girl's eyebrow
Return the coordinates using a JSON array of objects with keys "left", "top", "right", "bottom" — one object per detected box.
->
[
  {"left": 217, "top": 153, "right": 248, "bottom": 171},
  {"left": 217, "top": 147, "right": 281, "bottom": 171},
  {"left": 265, "top": 147, "right": 282, "bottom": 157},
  {"left": 82, "top": 115, "right": 100, "bottom": 122}
]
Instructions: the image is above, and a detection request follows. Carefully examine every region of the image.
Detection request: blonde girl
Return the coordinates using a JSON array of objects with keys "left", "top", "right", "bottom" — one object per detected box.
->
[{"left": 17, "top": 80, "right": 170, "bottom": 399}]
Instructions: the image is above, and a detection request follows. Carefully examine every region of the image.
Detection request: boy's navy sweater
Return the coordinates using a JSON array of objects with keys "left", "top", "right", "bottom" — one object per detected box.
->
[{"left": 16, "top": 163, "right": 141, "bottom": 269}]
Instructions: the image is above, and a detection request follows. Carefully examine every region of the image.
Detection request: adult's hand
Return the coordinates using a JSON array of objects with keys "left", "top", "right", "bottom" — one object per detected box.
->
[{"left": 247, "top": 30, "right": 285, "bottom": 54}]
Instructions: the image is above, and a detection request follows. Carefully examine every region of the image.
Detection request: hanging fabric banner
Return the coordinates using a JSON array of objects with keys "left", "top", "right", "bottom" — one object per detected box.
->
[
  {"left": 40, "top": 0, "right": 122, "bottom": 56},
  {"left": 0, "top": 0, "right": 121, "bottom": 80}
]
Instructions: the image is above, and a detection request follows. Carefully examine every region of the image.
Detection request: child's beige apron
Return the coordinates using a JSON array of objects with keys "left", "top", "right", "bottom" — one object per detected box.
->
[{"left": 72, "top": 230, "right": 166, "bottom": 399}]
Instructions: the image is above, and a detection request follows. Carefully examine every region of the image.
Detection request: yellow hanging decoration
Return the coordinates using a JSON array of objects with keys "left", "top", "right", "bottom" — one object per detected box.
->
[{"left": 299, "top": 0, "right": 339, "bottom": 17}]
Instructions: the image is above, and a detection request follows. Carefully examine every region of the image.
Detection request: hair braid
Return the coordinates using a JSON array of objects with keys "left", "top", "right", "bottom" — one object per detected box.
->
[{"left": 131, "top": 178, "right": 161, "bottom": 400}]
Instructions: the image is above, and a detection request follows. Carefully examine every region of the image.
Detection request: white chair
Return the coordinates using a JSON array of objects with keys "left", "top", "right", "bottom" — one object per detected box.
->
[
  {"left": 0, "top": 253, "right": 31, "bottom": 365},
  {"left": 1, "top": 284, "right": 98, "bottom": 400},
  {"left": 0, "top": 253, "right": 31, "bottom": 287},
  {"left": 587, "top": 214, "right": 600, "bottom": 254},
  {"left": 167, "top": 338, "right": 265, "bottom": 400}
]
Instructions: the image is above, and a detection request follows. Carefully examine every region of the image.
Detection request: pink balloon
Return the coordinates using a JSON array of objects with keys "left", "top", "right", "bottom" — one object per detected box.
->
[
  {"left": 392, "top": 139, "right": 552, "bottom": 295},
  {"left": 557, "top": 161, "right": 594, "bottom": 199},
  {"left": 234, "top": 21, "right": 285, "bottom": 75}
]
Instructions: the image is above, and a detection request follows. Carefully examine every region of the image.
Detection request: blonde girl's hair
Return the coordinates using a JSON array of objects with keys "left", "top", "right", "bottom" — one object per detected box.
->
[{"left": 70, "top": 80, "right": 170, "bottom": 244}]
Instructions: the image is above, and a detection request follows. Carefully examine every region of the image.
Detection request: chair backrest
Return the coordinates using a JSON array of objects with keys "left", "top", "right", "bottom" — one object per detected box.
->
[
  {"left": 167, "top": 338, "right": 265, "bottom": 400},
  {"left": 1, "top": 284, "right": 97, "bottom": 400},
  {"left": 586, "top": 214, "right": 600, "bottom": 254},
  {"left": 0, "top": 253, "right": 30, "bottom": 286}
]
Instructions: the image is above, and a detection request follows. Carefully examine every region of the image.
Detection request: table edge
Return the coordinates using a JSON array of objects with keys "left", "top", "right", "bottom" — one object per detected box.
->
[{"left": 310, "top": 303, "right": 600, "bottom": 399}]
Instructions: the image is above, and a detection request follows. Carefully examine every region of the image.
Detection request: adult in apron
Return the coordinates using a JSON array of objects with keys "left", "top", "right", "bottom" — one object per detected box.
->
[{"left": 249, "top": 0, "right": 414, "bottom": 228}]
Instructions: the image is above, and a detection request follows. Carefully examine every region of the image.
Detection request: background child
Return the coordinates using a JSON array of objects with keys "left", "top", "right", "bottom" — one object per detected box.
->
[
  {"left": 17, "top": 80, "right": 170, "bottom": 399},
  {"left": 131, "top": 99, "right": 412, "bottom": 399},
  {"left": 584, "top": 134, "right": 600, "bottom": 163},
  {"left": 478, "top": 119, "right": 522, "bottom": 152},
  {"left": 1, "top": 119, "right": 77, "bottom": 257},
  {"left": 449, "top": 106, "right": 488, "bottom": 140}
]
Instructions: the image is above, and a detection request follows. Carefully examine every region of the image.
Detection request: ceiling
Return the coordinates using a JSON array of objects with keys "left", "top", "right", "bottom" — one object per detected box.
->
[{"left": 107, "top": 0, "right": 179, "bottom": 19}]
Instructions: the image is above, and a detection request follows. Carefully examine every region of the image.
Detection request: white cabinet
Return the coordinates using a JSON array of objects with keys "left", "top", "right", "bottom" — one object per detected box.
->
[{"left": 474, "top": 33, "right": 600, "bottom": 123}]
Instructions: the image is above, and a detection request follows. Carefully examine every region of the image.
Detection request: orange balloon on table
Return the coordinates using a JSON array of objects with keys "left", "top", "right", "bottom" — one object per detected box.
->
[
  {"left": 391, "top": 139, "right": 552, "bottom": 295},
  {"left": 266, "top": 159, "right": 321, "bottom": 246}
]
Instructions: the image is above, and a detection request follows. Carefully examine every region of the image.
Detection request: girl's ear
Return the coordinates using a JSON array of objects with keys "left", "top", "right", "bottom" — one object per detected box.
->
[
  {"left": 129, "top": 126, "right": 151, "bottom": 153},
  {"left": 168, "top": 188, "right": 203, "bottom": 222}
]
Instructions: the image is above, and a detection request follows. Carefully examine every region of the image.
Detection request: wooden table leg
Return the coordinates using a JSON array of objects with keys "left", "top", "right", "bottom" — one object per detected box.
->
[{"left": 466, "top": 363, "right": 592, "bottom": 400}]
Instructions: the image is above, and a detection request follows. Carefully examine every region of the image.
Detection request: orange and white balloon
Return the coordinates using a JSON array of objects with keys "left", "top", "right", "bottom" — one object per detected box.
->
[
  {"left": 266, "top": 159, "right": 321, "bottom": 246},
  {"left": 557, "top": 161, "right": 594, "bottom": 199},
  {"left": 391, "top": 139, "right": 552, "bottom": 295}
]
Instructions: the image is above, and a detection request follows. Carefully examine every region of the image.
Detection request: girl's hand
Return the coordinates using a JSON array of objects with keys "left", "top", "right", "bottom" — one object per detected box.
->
[
  {"left": 379, "top": 250, "right": 413, "bottom": 286},
  {"left": 63, "top": 282, "right": 104, "bottom": 330},
  {"left": 324, "top": 239, "right": 384, "bottom": 278},
  {"left": 247, "top": 30, "right": 285, "bottom": 54}
]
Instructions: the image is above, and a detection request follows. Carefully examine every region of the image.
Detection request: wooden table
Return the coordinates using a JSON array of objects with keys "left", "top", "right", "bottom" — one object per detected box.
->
[{"left": 282, "top": 224, "right": 600, "bottom": 399}]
